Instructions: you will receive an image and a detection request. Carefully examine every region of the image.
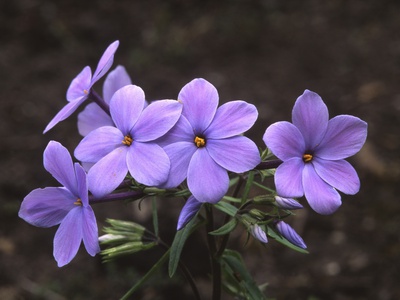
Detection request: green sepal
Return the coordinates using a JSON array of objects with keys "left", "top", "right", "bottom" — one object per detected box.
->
[
  {"left": 209, "top": 218, "right": 238, "bottom": 236},
  {"left": 101, "top": 241, "right": 157, "bottom": 262}
]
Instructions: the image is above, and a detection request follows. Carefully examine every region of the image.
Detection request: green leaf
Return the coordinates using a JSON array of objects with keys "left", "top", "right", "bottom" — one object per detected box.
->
[
  {"left": 209, "top": 218, "right": 238, "bottom": 236},
  {"left": 221, "top": 249, "right": 267, "bottom": 300},
  {"left": 214, "top": 201, "right": 238, "bottom": 217},
  {"left": 266, "top": 226, "right": 309, "bottom": 254},
  {"left": 168, "top": 216, "right": 202, "bottom": 278},
  {"left": 222, "top": 195, "right": 242, "bottom": 203},
  {"left": 120, "top": 249, "right": 170, "bottom": 300}
]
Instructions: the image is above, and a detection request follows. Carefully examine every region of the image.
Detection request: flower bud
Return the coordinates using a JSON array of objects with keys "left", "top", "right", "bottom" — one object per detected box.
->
[
  {"left": 276, "top": 221, "right": 307, "bottom": 249},
  {"left": 249, "top": 224, "right": 268, "bottom": 244},
  {"left": 275, "top": 196, "right": 303, "bottom": 210}
]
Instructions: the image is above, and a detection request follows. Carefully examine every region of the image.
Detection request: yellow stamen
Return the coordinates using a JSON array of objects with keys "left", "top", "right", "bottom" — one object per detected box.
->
[
  {"left": 83, "top": 89, "right": 89, "bottom": 95},
  {"left": 303, "top": 153, "right": 313, "bottom": 162},
  {"left": 194, "top": 136, "right": 206, "bottom": 148},
  {"left": 122, "top": 135, "right": 133, "bottom": 146},
  {"left": 74, "top": 198, "right": 82, "bottom": 206}
]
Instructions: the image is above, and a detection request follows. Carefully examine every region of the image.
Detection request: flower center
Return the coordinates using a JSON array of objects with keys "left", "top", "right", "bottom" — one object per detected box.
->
[
  {"left": 74, "top": 198, "right": 82, "bottom": 206},
  {"left": 194, "top": 136, "right": 206, "bottom": 148},
  {"left": 122, "top": 135, "right": 133, "bottom": 146},
  {"left": 303, "top": 153, "right": 313, "bottom": 162},
  {"left": 83, "top": 89, "right": 89, "bottom": 95}
]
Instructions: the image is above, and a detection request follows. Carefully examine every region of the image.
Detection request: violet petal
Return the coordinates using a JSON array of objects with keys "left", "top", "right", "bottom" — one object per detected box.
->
[
  {"left": 133, "top": 100, "right": 182, "bottom": 142},
  {"left": 177, "top": 196, "right": 202, "bottom": 230},
  {"left": 91, "top": 40, "right": 119, "bottom": 84},
  {"left": 315, "top": 115, "right": 368, "bottom": 160},
  {"left": 18, "top": 187, "right": 75, "bottom": 228},
  {"left": 53, "top": 207, "right": 83, "bottom": 267},
  {"left": 81, "top": 206, "right": 100, "bottom": 256},
  {"left": 313, "top": 158, "right": 360, "bottom": 195},
  {"left": 292, "top": 90, "right": 329, "bottom": 150},
  {"left": 178, "top": 78, "right": 219, "bottom": 133},
  {"left": 44, "top": 141, "right": 77, "bottom": 195},
  {"left": 263, "top": 121, "right": 305, "bottom": 161},
  {"left": 126, "top": 142, "right": 170, "bottom": 186},
  {"left": 206, "top": 136, "right": 260, "bottom": 173},
  {"left": 87, "top": 147, "right": 129, "bottom": 198},
  {"left": 187, "top": 149, "right": 229, "bottom": 203},
  {"left": 103, "top": 65, "right": 132, "bottom": 104},
  {"left": 204, "top": 101, "right": 258, "bottom": 139},
  {"left": 110, "top": 85, "right": 145, "bottom": 135},
  {"left": 302, "top": 163, "right": 342, "bottom": 215},
  {"left": 75, "top": 126, "right": 124, "bottom": 163},
  {"left": 274, "top": 158, "right": 305, "bottom": 198}
]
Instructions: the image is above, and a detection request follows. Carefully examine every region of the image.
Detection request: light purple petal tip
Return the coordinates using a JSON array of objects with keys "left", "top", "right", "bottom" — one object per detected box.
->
[
  {"left": 91, "top": 40, "right": 120, "bottom": 84},
  {"left": 276, "top": 221, "right": 307, "bottom": 249},
  {"left": 44, "top": 141, "right": 78, "bottom": 195},
  {"left": 177, "top": 196, "right": 202, "bottom": 230},
  {"left": 82, "top": 206, "right": 100, "bottom": 256}
]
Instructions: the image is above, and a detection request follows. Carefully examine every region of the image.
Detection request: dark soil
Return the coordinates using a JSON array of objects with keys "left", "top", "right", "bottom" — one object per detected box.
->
[{"left": 1, "top": 1, "right": 400, "bottom": 299}]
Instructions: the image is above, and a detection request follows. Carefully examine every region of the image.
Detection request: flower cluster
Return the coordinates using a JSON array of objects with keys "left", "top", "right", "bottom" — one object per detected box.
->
[{"left": 19, "top": 40, "right": 367, "bottom": 298}]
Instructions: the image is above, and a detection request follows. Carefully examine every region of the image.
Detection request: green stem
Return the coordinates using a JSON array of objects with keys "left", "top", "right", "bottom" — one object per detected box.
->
[{"left": 205, "top": 205, "right": 221, "bottom": 300}]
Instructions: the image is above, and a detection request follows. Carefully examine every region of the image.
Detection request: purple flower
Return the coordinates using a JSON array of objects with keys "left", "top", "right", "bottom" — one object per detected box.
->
[
  {"left": 74, "top": 85, "right": 182, "bottom": 198},
  {"left": 44, "top": 41, "right": 119, "bottom": 133},
  {"left": 161, "top": 78, "right": 260, "bottom": 203},
  {"left": 250, "top": 224, "right": 268, "bottom": 244},
  {"left": 78, "top": 65, "right": 132, "bottom": 136},
  {"left": 177, "top": 196, "right": 203, "bottom": 230},
  {"left": 263, "top": 90, "right": 367, "bottom": 214},
  {"left": 18, "top": 141, "right": 99, "bottom": 267},
  {"left": 276, "top": 221, "right": 307, "bottom": 249}
]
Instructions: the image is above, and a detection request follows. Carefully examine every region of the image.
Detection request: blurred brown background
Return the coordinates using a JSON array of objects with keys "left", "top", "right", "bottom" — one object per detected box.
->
[{"left": 1, "top": 0, "right": 399, "bottom": 299}]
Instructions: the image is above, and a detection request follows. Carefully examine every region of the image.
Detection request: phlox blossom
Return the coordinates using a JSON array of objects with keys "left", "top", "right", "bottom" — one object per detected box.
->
[
  {"left": 18, "top": 141, "right": 99, "bottom": 267},
  {"left": 263, "top": 90, "right": 367, "bottom": 214}
]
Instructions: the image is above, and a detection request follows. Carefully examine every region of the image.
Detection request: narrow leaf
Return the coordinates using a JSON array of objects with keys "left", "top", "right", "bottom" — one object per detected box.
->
[
  {"left": 168, "top": 216, "right": 201, "bottom": 277},
  {"left": 209, "top": 218, "right": 238, "bottom": 236}
]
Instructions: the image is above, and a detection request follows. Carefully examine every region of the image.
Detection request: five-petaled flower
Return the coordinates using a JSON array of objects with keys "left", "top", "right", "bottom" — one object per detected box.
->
[
  {"left": 263, "top": 90, "right": 367, "bottom": 215},
  {"left": 74, "top": 84, "right": 182, "bottom": 198},
  {"left": 18, "top": 141, "right": 100, "bottom": 267},
  {"left": 44, "top": 40, "right": 119, "bottom": 133},
  {"left": 160, "top": 78, "right": 261, "bottom": 203}
]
